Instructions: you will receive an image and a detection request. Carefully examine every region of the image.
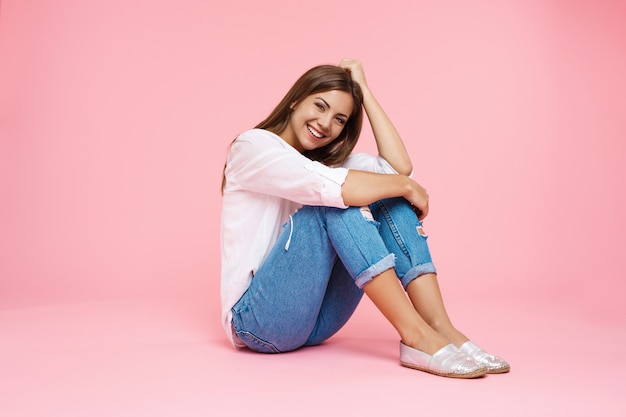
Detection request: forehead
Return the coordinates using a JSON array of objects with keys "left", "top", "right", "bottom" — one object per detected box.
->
[{"left": 308, "top": 90, "right": 354, "bottom": 115}]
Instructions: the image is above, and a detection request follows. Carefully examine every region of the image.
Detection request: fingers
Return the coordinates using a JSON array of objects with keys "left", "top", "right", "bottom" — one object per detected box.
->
[
  {"left": 339, "top": 58, "right": 360, "bottom": 69},
  {"left": 411, "top": 201, "right": 428, "bottom": 220},
  {"left": 410, "top": 204, "right": 428, "bottom": 220},
  {"left": 339, "top": 58, "right": 366, "bottom": 86},
  {"left": 408, "top": 181, "right": 429, "bottom": 220}
]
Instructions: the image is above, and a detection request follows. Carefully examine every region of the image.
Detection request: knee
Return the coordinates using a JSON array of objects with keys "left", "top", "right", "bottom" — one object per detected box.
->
[
  {"left": 372, "top": 197, "right": 414, "bottom": 216},
  {"left": 358, "top": 205, "right": 375, "bottom": 221}
]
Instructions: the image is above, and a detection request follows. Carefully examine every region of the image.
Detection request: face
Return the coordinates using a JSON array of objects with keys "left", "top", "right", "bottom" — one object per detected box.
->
[{"left": 280, "top": 90, "right": 354, "bottom": 153}]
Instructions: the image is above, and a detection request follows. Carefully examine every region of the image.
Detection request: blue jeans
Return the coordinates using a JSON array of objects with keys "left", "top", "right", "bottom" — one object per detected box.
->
[{"left": 231, "top": 198, "right": 436, "bottom": 353}]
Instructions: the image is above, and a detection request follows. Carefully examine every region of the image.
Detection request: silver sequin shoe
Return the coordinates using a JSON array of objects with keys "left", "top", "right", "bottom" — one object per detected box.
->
[
  {"left": 459, "top": 341, "right": 510, "bottom": 374},
  {"left": 400, "top": 342, "right": 488, "bottom": 378}
]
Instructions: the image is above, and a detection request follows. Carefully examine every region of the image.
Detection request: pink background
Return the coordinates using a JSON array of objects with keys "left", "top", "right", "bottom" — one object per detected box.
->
[{"left": 1, "top": 0, "right": 625, "bottom": 416}]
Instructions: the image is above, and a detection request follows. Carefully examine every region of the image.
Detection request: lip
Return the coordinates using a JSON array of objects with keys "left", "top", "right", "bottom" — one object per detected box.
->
[{"left": 307, "top": 124, "right": 327, "bottom": 140}]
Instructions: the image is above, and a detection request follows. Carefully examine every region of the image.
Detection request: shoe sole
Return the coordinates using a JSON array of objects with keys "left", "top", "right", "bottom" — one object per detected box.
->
[
  {"left": 400, "top": 361, "right": 488, "bottom": 379},
  {"left": 486, "top": 365, "right": 510, "bottom": 374}
]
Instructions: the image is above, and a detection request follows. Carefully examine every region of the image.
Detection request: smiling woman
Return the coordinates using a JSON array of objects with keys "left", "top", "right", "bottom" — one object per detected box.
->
[{"left": 220, "top": 59, "right": 509, "bottom": 378}]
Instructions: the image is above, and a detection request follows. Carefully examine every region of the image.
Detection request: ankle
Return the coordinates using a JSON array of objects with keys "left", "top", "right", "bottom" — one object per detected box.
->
[
  {"left": 431, "top": 324, "right": 469, "bottom": 347},
  {"left": 401, "top": 329, "right": 449, "bottom": 355}
]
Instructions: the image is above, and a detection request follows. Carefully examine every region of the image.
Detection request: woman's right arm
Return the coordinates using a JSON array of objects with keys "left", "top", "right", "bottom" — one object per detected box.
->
[
  {"left": 227, "top": 131, "right": 429, "bottom": 218},
  {"left": 341, "top": 170, "right": 429, "bottom": 220}
]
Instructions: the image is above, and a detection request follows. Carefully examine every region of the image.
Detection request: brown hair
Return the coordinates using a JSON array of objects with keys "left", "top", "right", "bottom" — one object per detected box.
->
[{"left": 222, "top": 64, "right": 363, "bottom": 191}]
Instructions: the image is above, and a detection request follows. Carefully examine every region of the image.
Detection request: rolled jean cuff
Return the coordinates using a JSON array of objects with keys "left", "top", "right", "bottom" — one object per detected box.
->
[
  {"left": 400, "top": 262, "right": 437, "bottom": 289},
  {"left": 354, "top": 254, "right": 396, "bottom": 289}
]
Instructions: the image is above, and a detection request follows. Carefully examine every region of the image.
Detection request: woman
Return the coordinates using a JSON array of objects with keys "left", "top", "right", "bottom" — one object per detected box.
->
[{"left": 220, "top": 59, "right": 509, "bottom": 378}]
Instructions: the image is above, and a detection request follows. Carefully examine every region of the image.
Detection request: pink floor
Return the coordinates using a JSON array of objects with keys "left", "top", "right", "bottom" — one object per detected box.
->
[{"left": 2, "top": 297, "right": 624, "bottom": 417}]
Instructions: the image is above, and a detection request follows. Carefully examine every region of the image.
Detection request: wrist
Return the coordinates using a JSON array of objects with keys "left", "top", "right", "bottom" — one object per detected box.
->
[
  {"left": 390, "top": 175, "right": 412, "bottom": 199},
  {"left": 360, "top": 84, "right": 373, "bottom": 99}
]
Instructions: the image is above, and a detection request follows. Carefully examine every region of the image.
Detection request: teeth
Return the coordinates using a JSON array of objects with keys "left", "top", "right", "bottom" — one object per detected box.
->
[{"left": 307, "top": 125, "right": 324, "bottom": 138}]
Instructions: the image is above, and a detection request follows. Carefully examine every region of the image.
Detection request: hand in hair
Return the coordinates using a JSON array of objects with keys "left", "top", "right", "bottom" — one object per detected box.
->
[{"left": 339, "top": 58, "right": 368, "bottom": 90}]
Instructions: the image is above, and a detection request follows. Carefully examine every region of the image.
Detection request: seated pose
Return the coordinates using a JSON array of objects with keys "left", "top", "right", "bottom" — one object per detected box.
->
[{"left": 220, "top": 59, "right": 509, "bottom": 378}]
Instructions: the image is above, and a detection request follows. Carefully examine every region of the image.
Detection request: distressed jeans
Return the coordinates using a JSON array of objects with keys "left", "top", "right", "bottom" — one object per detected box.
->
[{"left": 231, "top": 197, "right": 436, "bottom": 353}]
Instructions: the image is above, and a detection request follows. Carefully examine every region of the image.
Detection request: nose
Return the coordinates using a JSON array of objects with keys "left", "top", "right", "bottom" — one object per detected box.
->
[{"left": 318, "top": 113, "right": 332, "bottom": 130}]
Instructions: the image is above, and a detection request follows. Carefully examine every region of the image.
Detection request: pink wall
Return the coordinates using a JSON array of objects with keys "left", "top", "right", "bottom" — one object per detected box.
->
[{"left": 1, "top": 0, "right": 625, "bottom": 331}]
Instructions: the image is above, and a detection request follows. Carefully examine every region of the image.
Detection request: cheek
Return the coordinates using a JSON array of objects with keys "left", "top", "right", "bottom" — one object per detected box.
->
[{"left": 333, "top": 124, "right": 346, "bottom": 138}]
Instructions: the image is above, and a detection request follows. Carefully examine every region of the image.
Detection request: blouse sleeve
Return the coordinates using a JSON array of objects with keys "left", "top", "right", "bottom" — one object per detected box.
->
[
  {"left": 341, "top": 153, "right": 401, "bottom": 175},
  {"left": 225, "top": 130, "right": 349, "bottom": 208}
]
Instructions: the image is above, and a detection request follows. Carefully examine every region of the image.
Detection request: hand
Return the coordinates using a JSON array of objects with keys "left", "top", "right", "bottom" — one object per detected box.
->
[
  {"left": 405, "top": 178, "right": 429, "bottom": 220},
  {"left": 339, "top": 58, "right": 368, "bottom": 89}
]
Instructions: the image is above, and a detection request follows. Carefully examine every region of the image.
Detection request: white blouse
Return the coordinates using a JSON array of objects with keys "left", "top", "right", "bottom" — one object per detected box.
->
[{"left": 220, "top": 129, "right": 397, "bottom": 345}]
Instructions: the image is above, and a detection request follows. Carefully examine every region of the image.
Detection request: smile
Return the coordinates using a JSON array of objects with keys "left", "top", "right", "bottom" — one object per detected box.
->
[{"left": 307, "top": 125, "right": 326, "bottom": 139}]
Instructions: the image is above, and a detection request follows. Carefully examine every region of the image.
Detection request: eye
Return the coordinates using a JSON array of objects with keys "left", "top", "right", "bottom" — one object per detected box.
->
[
  {"left": 315, "top": 102, "right": 325, "bottom": 111},
  {"left": 335, "top": 116, "right": 347, "bottom": 125}
]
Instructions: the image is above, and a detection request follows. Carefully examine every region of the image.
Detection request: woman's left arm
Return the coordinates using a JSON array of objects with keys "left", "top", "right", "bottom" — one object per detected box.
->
[{"left": 339, "top": 59, "right": 413, "bottom": 176}]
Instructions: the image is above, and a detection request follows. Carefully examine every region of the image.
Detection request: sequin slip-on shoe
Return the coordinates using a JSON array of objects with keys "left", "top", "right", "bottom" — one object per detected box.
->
[{"left": 400, "top": 342, "right": 488, "bottom": 378}]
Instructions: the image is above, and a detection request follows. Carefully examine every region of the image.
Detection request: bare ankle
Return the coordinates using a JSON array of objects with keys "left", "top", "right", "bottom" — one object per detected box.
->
[
  {"left": 401, "top": 329, "right": 449, "bottom": 355},
  {"left": 430, "top": 322, "right": 469, "bottom": 347}
]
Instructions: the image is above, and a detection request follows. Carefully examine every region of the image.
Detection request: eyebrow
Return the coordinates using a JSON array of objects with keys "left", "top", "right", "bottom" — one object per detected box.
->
[{"left": 317, "top": 97, "right": 349, "bottom": 119}]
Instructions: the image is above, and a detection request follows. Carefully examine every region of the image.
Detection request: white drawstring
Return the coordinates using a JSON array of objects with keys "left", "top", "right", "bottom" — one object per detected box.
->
[{"left": 284, "top": 214, "right": 294, "bottom": 251}]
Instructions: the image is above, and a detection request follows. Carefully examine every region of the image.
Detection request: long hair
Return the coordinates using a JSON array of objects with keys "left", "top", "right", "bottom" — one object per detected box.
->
[{"left": 222, "top": 65, "right": 364, "bottom": 191}]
